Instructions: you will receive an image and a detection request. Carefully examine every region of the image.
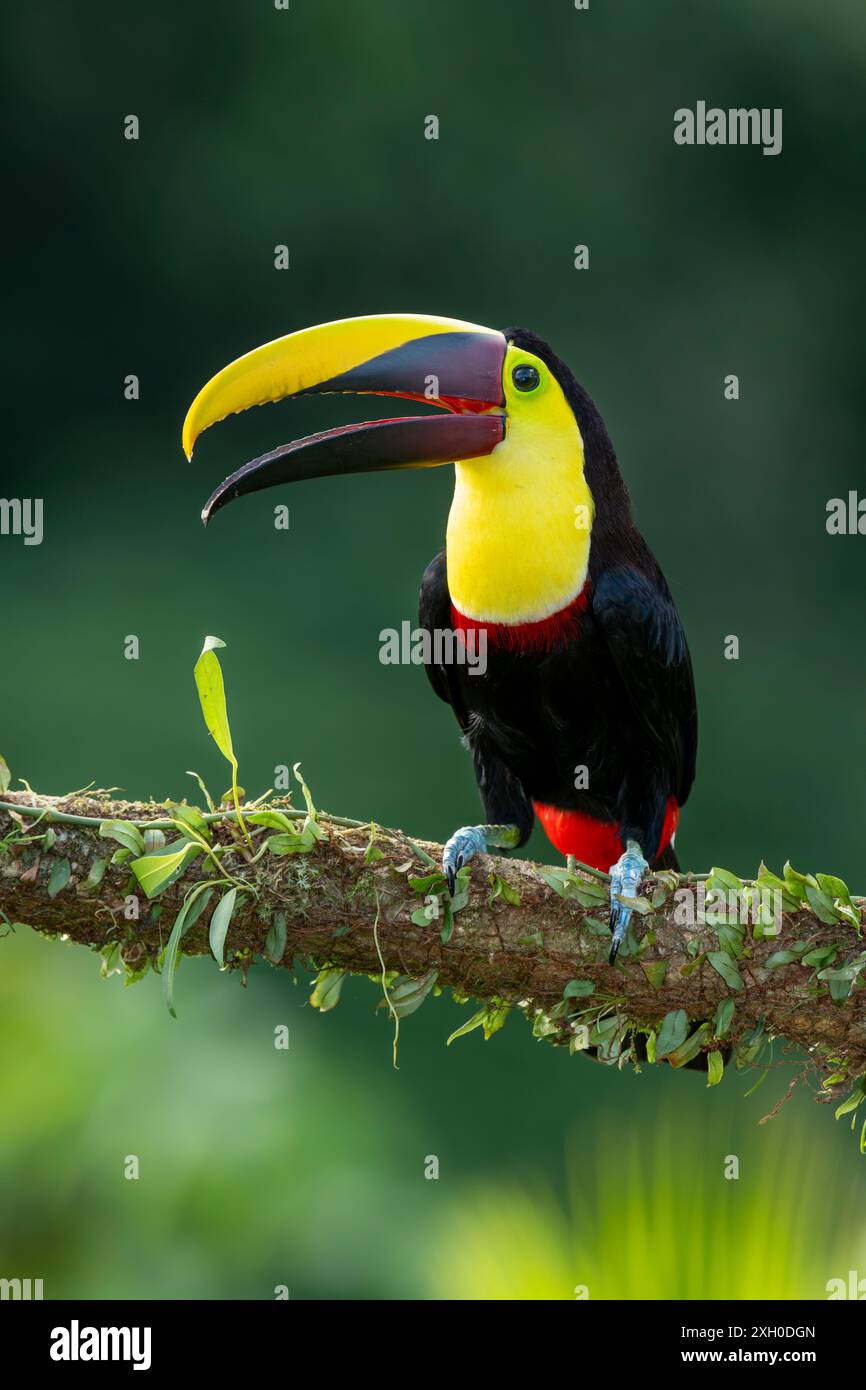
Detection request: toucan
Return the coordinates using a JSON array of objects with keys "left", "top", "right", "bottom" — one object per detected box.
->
[{"left": 182, "top": 313, "right": 697, "bottom": 962}]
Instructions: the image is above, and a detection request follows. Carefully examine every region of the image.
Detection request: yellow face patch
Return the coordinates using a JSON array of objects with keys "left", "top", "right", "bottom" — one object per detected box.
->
[{"left": 446, "top": 344, "right": 595, "bottom": 625}]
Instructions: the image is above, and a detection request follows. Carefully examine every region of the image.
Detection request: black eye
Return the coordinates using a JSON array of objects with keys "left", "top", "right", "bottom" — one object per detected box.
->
[{"left": 512, "top": 363, "right": 540, "bottom": 392}]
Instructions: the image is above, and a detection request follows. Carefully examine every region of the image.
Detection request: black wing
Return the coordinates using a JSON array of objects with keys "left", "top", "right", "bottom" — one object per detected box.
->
[
  {"left": 418, "top": 550, "right": 469, "bottom": 728},
  {"left": 591, "top": 563, "right": 697, "bottom": 807}
]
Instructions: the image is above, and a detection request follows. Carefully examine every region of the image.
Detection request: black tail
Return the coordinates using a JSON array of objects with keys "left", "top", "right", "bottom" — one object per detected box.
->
[{"left": 654, "top": 841, "right": 679, "bottom": 872}]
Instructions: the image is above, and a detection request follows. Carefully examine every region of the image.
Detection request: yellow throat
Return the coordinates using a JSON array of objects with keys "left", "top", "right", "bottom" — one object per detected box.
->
[{"left": 446, "top": 343, "right": 594, "bottom": 624}]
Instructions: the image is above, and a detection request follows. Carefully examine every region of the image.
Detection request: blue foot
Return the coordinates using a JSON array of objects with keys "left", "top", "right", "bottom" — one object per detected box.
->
[
  {"left": 608, "top": 839, "right": 649, "bottom": 963},
  {"left": 442, "top": 826, "right": 487, "bottom": 894},
  {"left": 442, "top": 823, "right": 521, "bottom": 894}
]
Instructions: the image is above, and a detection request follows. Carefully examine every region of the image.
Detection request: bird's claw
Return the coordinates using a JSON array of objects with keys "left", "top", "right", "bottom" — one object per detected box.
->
[
  {"left": 442, "top": 826, "right": 488, "bottom": 896},
  {"left": 608, "top": 840, "right": 649, "bottom": 963}
]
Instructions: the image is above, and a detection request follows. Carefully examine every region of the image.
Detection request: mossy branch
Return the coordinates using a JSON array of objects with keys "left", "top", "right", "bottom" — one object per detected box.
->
[{"left": 1, "top": 789, "right": 865, "bottom": 1118}]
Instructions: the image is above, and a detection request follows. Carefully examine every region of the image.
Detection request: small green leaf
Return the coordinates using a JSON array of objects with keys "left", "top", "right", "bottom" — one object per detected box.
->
[
  {"left": 248, "top": 809, "right": 297, "bottom": 832},
  {"left": 716, "top": 922, "right": 746, "bottom": 958},
  {"left": 817, "top": 955, "right": 866, "bottom": 983},
  {"left": 764, "top": 950, "right": 799, "bottom": 969},
  {"left": 481, "top": 1003, "right": 510, "bottom": 1039},
  {"left": 656, "top": 1009, "right": 689, "bottom": 1058},
  {"left": 487, "top": 872, "right": 520, "bottom": 906},
  {"left": 440, "top": 896, "right": 454, "bottom": 945},
  {"left": 162, "top": 883, "right": 214, "bottom": 1018},
  {"left": 279, "top": 826, "right": 318, "bottom": 854},
  {"left": 626, "top": 895, "right": 653, "bottom": 916},
  {"left": 47, "top": 858, "right": 71, "bottom": 897},
  {"left": 363, "top": 823, "right": 385, "bottom": 863},
  {"left": 310, "top": 969, "right": 346, "bottom": 1012},
  {"left": 168, "top": 802, "right": 211, "bottom": 839},
  {"left": 293, "top": 763, "right": 321, "bottom": 826},
  {"left": 0, "top": 754, "right": 10, "bottom": 794},
  {"left": 186, "top": 769, "right": 216, "bottom": 813},
  {"left": 641, "top": 959, "right": 667, "bottom": 991},
  {"left": 194, "top": 636, "right": 250, "bottom": 847},
  {"left": 713, "top": 996, "right": 735, "bottom": 1038},
  {"left": 181, "top": 886, "right": 213, "bottom": 933},
  {"left": 573, "top": 886, "right": 610, "bottom": 908},
  {"left": 538, "top": 867, "right": 607, "bottom": 905},
  {"left": 208, "top": 887, "right": 238, "bottom": 968},
  {"left": 583, "top": 916, "right": 612, "bottom": 937},
  {"left": 668, "top": 1023, "right": 710, "bottom": 1069},
  {"left": 266, "top": 826, "right": 318, "bottom": 855},
  {"left": 264, "top": 911, "right": 287, "bottom": 965},
  {"left": 735, "top": 1022, "right": 766, "bottom": 1070},
  {"left": 563, "top": 978, "right": 596, "bottom": 999},
  {"left": 816, "top": 873, "right": 852, "bottom": 905},
  {"left": 100, "top": 941, "right": 121, "bottom": 979},
  {"left": 589, "top": 1012, "right": 626, "bottom": 1057},
  {"left": 447, "top": 1007, "right": 487, "bottom": 1045},
  {"left": 802, "top": 945, "right": 838, "bottom": 967},
  {"left": 411, "top": 902, "right": 439, "bottom": 927},
  {"left": 756, "top": 868, "right": 801, "bottom": 914},
  {"left": 707, "top": 950, "right": 744, "bottom": 990},
  {"left": 706, "top": 1050, "right": 725, "bottom": 1087},
  {"left": 827, "top": 975, "right": 854, "bottom": 1003},
  {"left": 130, "top": 839, "right": 201, "bottom": 899},
  {"left": 408, "top": 872, "right": 447, "bottom": 894},
  {"left": 834, "top": 901, "right": 862, "bottom": 931},
  {"left": 99, "top": 819, "right": 146, "bottom": 857},
  {"left": 781, "top": 863, "right": 810, "bottom": 903},
  {"left": 835, "top": 1078, "right": 866, "bottom": 1120},
  {"left": 449, "top": 866, "right": 471, "bottom": 913},
  {"left": 538, "top": 868, "right": 572, "bottom": 897},
  {"left": 804, "top": 883, "right": 842, "bottom": 925},
  {"left": 783, "top": 862, "right": 814, "bottom": 887},
  {"left": 79, "top": 855, "right": 109, "bottom": 893},
  {"left": 386, "top": 968, "right": 438, "bottom": 1019},
  {"left": 708, "top": 867, "right": 743, "bottom": 891},
  {"left": 679, "top": 951, "right": 706, "bottom": 977},
  {"left": 195, "top": 637, "right": 232, "bottom": 760}
]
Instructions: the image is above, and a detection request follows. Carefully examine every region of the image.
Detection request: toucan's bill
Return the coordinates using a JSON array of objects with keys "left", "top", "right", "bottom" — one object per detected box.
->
[{"left": 181, "top": 313, "right": 507, "bottom": 525}]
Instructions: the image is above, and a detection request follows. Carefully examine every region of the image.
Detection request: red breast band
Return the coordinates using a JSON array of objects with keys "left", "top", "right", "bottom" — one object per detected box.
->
[{"left": 450, "top": 582, "right": 590, "bottom": 654}]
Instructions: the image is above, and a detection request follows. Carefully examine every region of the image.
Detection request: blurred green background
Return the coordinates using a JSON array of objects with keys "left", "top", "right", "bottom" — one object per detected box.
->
[{"left": 2, "top": 0, "right": 866, "bottom": 1299}]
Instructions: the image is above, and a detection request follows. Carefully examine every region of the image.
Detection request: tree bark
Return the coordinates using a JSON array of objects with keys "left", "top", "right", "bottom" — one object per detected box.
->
[{"left": 1, "top": 790, "right": 865, "bottom": 1097}]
